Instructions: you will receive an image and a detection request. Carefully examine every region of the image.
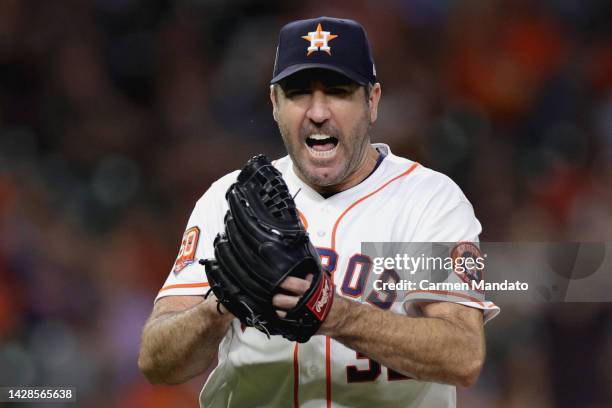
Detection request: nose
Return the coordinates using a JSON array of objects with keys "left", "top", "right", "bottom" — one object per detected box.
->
[{"left": 305, "top": 90, "right": 331, "bottom": 125}]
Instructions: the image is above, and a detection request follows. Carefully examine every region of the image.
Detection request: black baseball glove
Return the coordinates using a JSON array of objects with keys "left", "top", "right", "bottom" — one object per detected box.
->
[{"left": 201, "top": 155, "right": 334, "bottom": 343}]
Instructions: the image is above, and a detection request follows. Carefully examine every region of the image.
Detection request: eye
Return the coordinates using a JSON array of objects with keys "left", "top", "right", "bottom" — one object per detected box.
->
[
  {"left": 284, "top": 89, "right": 311, "bottom": 98},
  {"left": 326, "top": 87, "right": 351, "bottom": 96}
]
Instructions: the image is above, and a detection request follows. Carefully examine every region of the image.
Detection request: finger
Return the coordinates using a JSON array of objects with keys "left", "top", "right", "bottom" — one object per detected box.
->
[
  {"left": 306, "top": 273, "right": 313, "bottom": 283},
  {"left": 276, "top": 310, "right": 287, "bottom": 318},
  {"left": 279, "top": 276, "right": 311, "bottom": 295},
  {"left": 272, "top": 293, "right": 300, "bottom": 310}
]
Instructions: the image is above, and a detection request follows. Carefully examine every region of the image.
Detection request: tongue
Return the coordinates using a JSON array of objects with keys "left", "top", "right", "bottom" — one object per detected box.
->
[{"left": 311, "top": 143, "right": 336, "bottom": 152}]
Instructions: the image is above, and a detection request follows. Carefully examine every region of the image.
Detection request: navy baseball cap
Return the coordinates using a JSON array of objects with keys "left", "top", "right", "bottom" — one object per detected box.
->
[{"left": 271, "top": 17, "right": 377, "bottom": 86}]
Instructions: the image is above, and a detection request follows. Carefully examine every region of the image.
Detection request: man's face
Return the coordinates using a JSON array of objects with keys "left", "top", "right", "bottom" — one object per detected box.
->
[{"left": 270, "top": 69, "right": 381, "bottom": 191}]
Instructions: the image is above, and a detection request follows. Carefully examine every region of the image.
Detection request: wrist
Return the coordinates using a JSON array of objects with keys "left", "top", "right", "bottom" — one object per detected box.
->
[
  {"left": 319, "top": 294, "right": 349, "bottom": 337},
  {"left": 202, "top": 295, "right": 235, "bottom": 325}
]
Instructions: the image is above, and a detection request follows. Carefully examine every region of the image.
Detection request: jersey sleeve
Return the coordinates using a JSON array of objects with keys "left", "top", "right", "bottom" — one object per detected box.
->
[
  {"left": 155, "top": 173, "right": 236, "bottom": 302},
  {"left": 404, "top": 172, "right": 500, "bottom": 323}
]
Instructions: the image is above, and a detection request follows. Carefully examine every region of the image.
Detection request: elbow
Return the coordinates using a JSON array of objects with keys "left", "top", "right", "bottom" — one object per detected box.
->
[
  {"left": 138, "top": 349, "right": 175, "bottom": 385},
  {"left": 138, "top": 329, "right": 180, "bottom": 385},
  {"left": 138, "top": 351, "right": 164, "bottom": 385},
  {"left": 138, "top": 350, "right": 189, "bottom": 386},
  {"left": 456, "top": 362, "right": 483, "bottom": 388},
  {"left": 455, "top": 349, "right": 485, "bottom": 388}
]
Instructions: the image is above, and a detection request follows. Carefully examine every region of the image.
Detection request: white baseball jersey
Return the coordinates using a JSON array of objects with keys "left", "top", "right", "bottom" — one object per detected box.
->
[{"left": 156, "top": 144, "right": 500, "bottom": 408}]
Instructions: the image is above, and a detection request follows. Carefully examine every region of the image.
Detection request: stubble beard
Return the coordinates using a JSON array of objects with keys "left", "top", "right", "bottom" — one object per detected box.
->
[{"left": 278, "top": 111, "right": 372, "bottom": 189}]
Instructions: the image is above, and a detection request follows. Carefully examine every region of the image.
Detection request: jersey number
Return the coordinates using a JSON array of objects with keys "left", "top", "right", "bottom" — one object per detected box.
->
[
  {"left": 346, "top": 352, "right": 411, "bottom": 382},
  {"left": 339, "top": 254, "right": 400, "bottom": 309},
  {"left": 316, "top": 248, "right": 410, "bottom": 383}
]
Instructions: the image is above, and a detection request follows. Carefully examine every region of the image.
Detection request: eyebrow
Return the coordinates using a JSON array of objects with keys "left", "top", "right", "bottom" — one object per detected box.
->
[{"left": 280, "top": 78, "right": 358, "bottom": 91}]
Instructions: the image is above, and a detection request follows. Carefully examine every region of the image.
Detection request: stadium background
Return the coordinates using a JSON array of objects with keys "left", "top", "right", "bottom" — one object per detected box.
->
[{"left": 0, "top": 0, "right": 611, "bottom": 406}]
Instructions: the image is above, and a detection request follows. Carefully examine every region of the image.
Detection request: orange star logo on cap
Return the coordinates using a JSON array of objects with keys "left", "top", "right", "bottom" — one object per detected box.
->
[{"left": 302, "top": 23, "right": 338, "bottom": 56}]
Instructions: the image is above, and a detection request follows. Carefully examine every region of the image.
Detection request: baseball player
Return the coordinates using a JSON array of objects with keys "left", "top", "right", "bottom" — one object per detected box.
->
[{"left": 139, "top": 17, "right": 499, "bottom": 408}]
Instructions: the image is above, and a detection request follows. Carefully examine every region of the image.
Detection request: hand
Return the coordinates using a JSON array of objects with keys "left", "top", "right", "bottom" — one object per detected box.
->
[
  {"left": 272, "top": 274, "right": 314, "bottom": 317},
  {"left": 273, "top": 274, "right": 347, "bottom": 336}
]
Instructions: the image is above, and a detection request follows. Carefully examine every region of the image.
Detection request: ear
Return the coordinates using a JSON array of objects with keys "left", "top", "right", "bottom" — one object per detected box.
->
[
  {"left": 270, "top": 85, "right": 279, "bottom": 122},
  {"left": 368, "top": 83, "right": 382, "bottom": 124}
]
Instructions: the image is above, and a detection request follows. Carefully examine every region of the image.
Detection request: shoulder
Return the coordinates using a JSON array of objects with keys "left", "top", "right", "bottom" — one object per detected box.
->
[
  {"left": 193, "top": 154, "right": 291, "bottom": 206},
  {"left": 272, "top": 154, "right": 292, "bottom": 174},
  {"left": 372, "top": 145, "right": 481, "bottom": 240},
  {"left": 193, "top": 169, "right": 240, "bottom": 208},
  {"left": 382, "top": 149, "right": 469, "bottom": 206},
  {"left": 209, "top": 170, "right": 241, "bottom": 195},
  {"left": 411, "top": 166, "right": 470, "bottom": 205}
]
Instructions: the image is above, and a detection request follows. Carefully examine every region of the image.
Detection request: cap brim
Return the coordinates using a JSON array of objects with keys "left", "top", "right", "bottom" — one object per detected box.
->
[{"left": 271, "top": 63, "right": 370, "bottom": 86}]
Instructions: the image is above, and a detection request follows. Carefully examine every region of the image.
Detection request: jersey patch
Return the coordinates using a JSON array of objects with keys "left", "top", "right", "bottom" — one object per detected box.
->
[
  {"left": 173, "top": 227, "right": 200, "bottom": 274},
  {"left": 450, "top": 242, "right": 485, "bottom": 291}
]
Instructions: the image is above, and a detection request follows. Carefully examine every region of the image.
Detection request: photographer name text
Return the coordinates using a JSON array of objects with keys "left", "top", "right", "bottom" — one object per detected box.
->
[{"left": 373, "top": 279, "right": 529, "bottom": 292}]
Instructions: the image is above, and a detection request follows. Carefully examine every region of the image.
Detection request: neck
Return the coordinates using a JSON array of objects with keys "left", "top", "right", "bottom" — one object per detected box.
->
[{"left": 300, "top": 144, "right": 380, "bottom": 195}]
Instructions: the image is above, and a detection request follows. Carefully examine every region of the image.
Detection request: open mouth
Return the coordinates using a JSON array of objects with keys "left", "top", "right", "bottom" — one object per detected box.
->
[{"left": 305, "top": 134, "right": 339, "bottom": 157}]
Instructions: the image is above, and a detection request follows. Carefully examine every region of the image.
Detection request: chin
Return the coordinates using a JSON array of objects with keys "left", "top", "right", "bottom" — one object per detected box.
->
[
  {"left": 303, "top": 167, "right": 344, "bottom": 188},
  {"left": 292, "top": 150, "right": 346, "bottom": 188}
]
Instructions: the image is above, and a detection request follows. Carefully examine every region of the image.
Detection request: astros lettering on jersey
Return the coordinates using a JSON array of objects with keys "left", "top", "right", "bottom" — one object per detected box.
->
[{"left": 157, "top": 144, "right": 500, "bottom": 408}]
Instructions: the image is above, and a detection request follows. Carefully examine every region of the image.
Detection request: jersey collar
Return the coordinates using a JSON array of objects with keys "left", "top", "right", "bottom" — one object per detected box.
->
[{"left": 285, "top": 143, "right": 391, "bottom": 202}]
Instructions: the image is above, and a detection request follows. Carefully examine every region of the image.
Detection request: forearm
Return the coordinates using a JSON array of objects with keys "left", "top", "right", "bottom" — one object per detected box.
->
[
  {"left": 320, "top": 296, "right": 485, "bottom": 387},
  {"left": 138, "top": 297, "right": 234, "bottom": 385}
]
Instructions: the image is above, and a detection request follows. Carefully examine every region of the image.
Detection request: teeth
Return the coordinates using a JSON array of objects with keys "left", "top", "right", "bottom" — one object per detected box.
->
[
  {"left": 307, "top": 144, "right": 338, "bottom": 158},
  {"left": 308, "top": 134, "right": 333, "bottom": 141}
]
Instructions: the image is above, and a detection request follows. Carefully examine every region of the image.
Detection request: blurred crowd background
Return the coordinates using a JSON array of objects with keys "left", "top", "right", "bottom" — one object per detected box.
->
[{"left": 1, "top": 0, "right": 611, "bottom": 406}]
